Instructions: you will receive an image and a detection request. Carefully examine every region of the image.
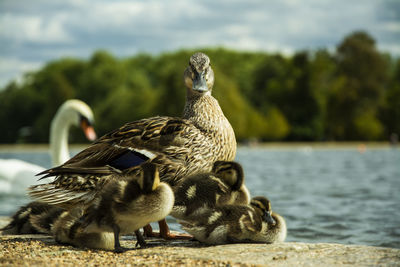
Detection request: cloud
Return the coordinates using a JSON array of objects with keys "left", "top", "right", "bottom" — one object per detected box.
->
[
  {"left": 0, "top": 57, "right": 43, "bottom": 87},
  {"left": 0, "top": 13, "right": 72, "bottom": 44},
  {"left": 0, "top": 0, "right": 398, "bottom": 87}
]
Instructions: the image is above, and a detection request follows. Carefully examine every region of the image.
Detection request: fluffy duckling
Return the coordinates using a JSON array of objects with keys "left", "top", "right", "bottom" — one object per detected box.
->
[
  {"left": 28, "top": 52, "right": 236, "bottom": 239},
  {"left": 64, "top": 163, "right": 173, "bottom": 252},
  {"left": 52, "top": 205, "right": 115, "bottom": 251},
  {"left": 171, "top": 161, "right": 250, "bottom": 222},
  {"left": 1, "top": 202, "right": 64, "bottom": 235},
  {"left": 1, "top": 202, "right": 115, "bottom": 250},
  {"left": 180, "top": 196, "right": 286, "bottom": 245}
]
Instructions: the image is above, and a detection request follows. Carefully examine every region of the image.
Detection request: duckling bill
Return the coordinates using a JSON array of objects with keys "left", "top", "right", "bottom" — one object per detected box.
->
[{"left": 180, "top": 196, "right": 287, "bottom": 245}]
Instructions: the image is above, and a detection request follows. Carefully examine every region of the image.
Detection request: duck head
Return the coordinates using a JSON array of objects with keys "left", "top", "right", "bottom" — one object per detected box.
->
[
  {"left": 251, "top": 196, "right": 276, "bottom": 225},
  {"left": 138, "top": 163, "right": 160, "bottom": 194},
  {"left": 212, "top": 161, "right": 244, "bottom": 191},
  {"left": 184, "top": 52, "right": 214, "bottom": 96}
]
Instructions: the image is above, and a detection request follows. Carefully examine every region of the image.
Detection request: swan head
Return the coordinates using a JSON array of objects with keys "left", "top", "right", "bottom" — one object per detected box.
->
[
  {"left": 50, "top": 99, "right": 96, "bottom": 166},
  {"left": 52, "top": 99, "right": 97, "bottom": 142},
  {"left": 184, "top": 52, "right": 214, "bottom": 97}
]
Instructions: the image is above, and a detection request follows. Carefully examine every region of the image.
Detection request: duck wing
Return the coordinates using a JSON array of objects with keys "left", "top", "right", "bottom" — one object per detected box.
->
[
  {"left": 40, "top": 116, "right": 196, "bottom": 177},
  {"left": 29, "top": 166, "right": 122, "bottom": 207},
  {"left": 29, "top": 116, "right": 202, "bottom": 206}
]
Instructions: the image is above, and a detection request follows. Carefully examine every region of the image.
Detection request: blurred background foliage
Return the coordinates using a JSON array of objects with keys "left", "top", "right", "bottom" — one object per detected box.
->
[{"left": 0, "top": 31, "right": 399, "bottom": 143}]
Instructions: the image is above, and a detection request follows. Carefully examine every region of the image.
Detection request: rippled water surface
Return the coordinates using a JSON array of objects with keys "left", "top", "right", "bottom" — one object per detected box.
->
[{"left": 1, "top": 146, "right": 399, "bottom": 248}]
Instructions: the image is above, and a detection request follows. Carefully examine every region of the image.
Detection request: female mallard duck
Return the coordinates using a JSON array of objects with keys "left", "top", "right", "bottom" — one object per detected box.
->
[
  {"left": 28, "top": 52, "right": 236, "bottom": 238},
  {"left": 180, "top": 196, "right": 287, "bottom": 245},
  {"left": 171, "top": 161, "right": 250, "bottom": 222}
]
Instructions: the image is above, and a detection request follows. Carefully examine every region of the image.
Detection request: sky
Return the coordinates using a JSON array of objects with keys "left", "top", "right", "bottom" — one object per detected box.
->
[{"left": 0, "top": 0, "right": 399, "bottom": 88}]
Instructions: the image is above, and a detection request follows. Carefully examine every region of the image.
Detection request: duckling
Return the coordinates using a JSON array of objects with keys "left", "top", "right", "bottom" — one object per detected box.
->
[
  {"left": 1, "top": 201, "right": 64, "bottom": 235},
  {"left": 58, "top": 163, "right": 173, "bottom": 252},
  {"left": 171, "top": 161, "right": 250, "bottom": 222},
  {"left": 28, "top": 52, "right": 236, "bottom": 239},
  {"left": 52, "top": 205, "right": 116, "bottom": 251},
  {"left": 1, "top": 202, "right": 116, "bottom": 250},
  {"left": 180, "top": 196, "right": 287, "bottom": 245}
]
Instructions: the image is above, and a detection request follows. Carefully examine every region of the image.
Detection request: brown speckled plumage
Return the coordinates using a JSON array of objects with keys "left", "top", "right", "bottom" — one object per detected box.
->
[{"left": 28, "top": 52, "right": 236, "bottom": 208}]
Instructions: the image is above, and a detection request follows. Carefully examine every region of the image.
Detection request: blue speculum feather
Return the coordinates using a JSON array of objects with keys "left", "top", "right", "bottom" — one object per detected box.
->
[{"left": 110, "top": 151, "right": 149, "bottom": 170}]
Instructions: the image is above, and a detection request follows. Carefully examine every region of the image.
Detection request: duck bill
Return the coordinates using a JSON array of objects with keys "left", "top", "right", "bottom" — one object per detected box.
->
[
  {"left": 264, "top": 211, "right": 276, "bottom": 225},
  {"left": 80, "top": 120, "right": 97, "bottom": 141},
  {"left": 192, "top": 71, "right": 208, "bottom": 92}
]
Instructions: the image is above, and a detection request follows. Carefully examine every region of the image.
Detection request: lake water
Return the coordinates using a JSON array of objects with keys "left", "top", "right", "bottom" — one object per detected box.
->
[{"left": 0, "top": 146, "right": 399, "bottom": 248}]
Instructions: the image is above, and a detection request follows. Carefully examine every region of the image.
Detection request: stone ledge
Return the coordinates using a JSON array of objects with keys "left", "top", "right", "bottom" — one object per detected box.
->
[
  {"left": 1, "top": 233, "right": 399, "bottom": 266},
  {"left": 1, "top": 217, "right": 399, "bottom": 266}
]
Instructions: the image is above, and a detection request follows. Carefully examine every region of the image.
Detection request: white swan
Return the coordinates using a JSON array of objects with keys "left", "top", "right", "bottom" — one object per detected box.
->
[{"left": 0, "top": 99, "right": 96, "bottom": 195}]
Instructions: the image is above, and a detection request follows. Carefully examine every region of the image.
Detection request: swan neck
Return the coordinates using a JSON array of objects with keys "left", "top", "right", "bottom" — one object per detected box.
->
[{"left": 50, "top": 112, "right": 73, "bottom": 166}]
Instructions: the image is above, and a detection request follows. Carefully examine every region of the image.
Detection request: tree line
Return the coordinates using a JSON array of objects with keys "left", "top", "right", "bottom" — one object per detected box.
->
[{"left": 0, "top": 31, "right": 399, "bottom": 143}]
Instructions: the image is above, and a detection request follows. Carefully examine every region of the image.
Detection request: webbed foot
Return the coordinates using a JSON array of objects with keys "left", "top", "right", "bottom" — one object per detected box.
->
[
  {"left": 114, "top": 245, "right": 129, "bottom": 253},
  {"left": 134, "top": 230, "right": 147, "bottom": 248}
]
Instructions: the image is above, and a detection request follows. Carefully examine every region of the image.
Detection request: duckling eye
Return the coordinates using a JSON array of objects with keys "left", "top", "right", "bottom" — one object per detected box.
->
[{"left": 252, "top": 203, "right": 262, "bottom": 210}]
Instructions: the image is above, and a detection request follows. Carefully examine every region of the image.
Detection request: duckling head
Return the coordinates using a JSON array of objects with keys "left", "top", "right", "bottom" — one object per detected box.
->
[
  {"left": 184, "top": 52, "right": 214, "bottom": 96},
  {"left": 212, "top": 161, "right": 244, "bottom": 191},
  {"left": 251, "top": 196, "right": 276, "bottom": 226},
  {"left": 138, "top": 163, "right": 160, "bottom": 194}
]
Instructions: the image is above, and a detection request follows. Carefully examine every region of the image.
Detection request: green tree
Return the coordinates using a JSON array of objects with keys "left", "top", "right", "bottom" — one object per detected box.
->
[
  {"left": 152, "top": 51, "right": 190, "bottom": 116},
  {"left": 380, "top": 58, "right": 400, "bottom": 138},
  {"left": 284, "top": 52, "right": 322, "bottom": 140},
  {"left": 326, "top": 31, "right": 389, "bottom": 140},
  {"left": 310, "top": 49, "right": 337, "bottom": 140},
  {"left": 0, "top": 43, "right": 396, "bottom": 143},
  {"left": 78, "top": 51, "right": 125, "bottom": 106}
]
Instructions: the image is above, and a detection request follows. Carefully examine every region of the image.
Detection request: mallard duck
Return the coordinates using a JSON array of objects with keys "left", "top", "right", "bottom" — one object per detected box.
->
[
  {"left": 28, "top": 52, "right": 236, "bottom": 239},
  {"left": 171, "top": 161, "right": 250, "bottom": 222},
  {"left": 180, "top": 196, "right": 287, "bottom": 245},
  {"left": 0, "top": 99, "right": 96, "bottom": 196}
]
